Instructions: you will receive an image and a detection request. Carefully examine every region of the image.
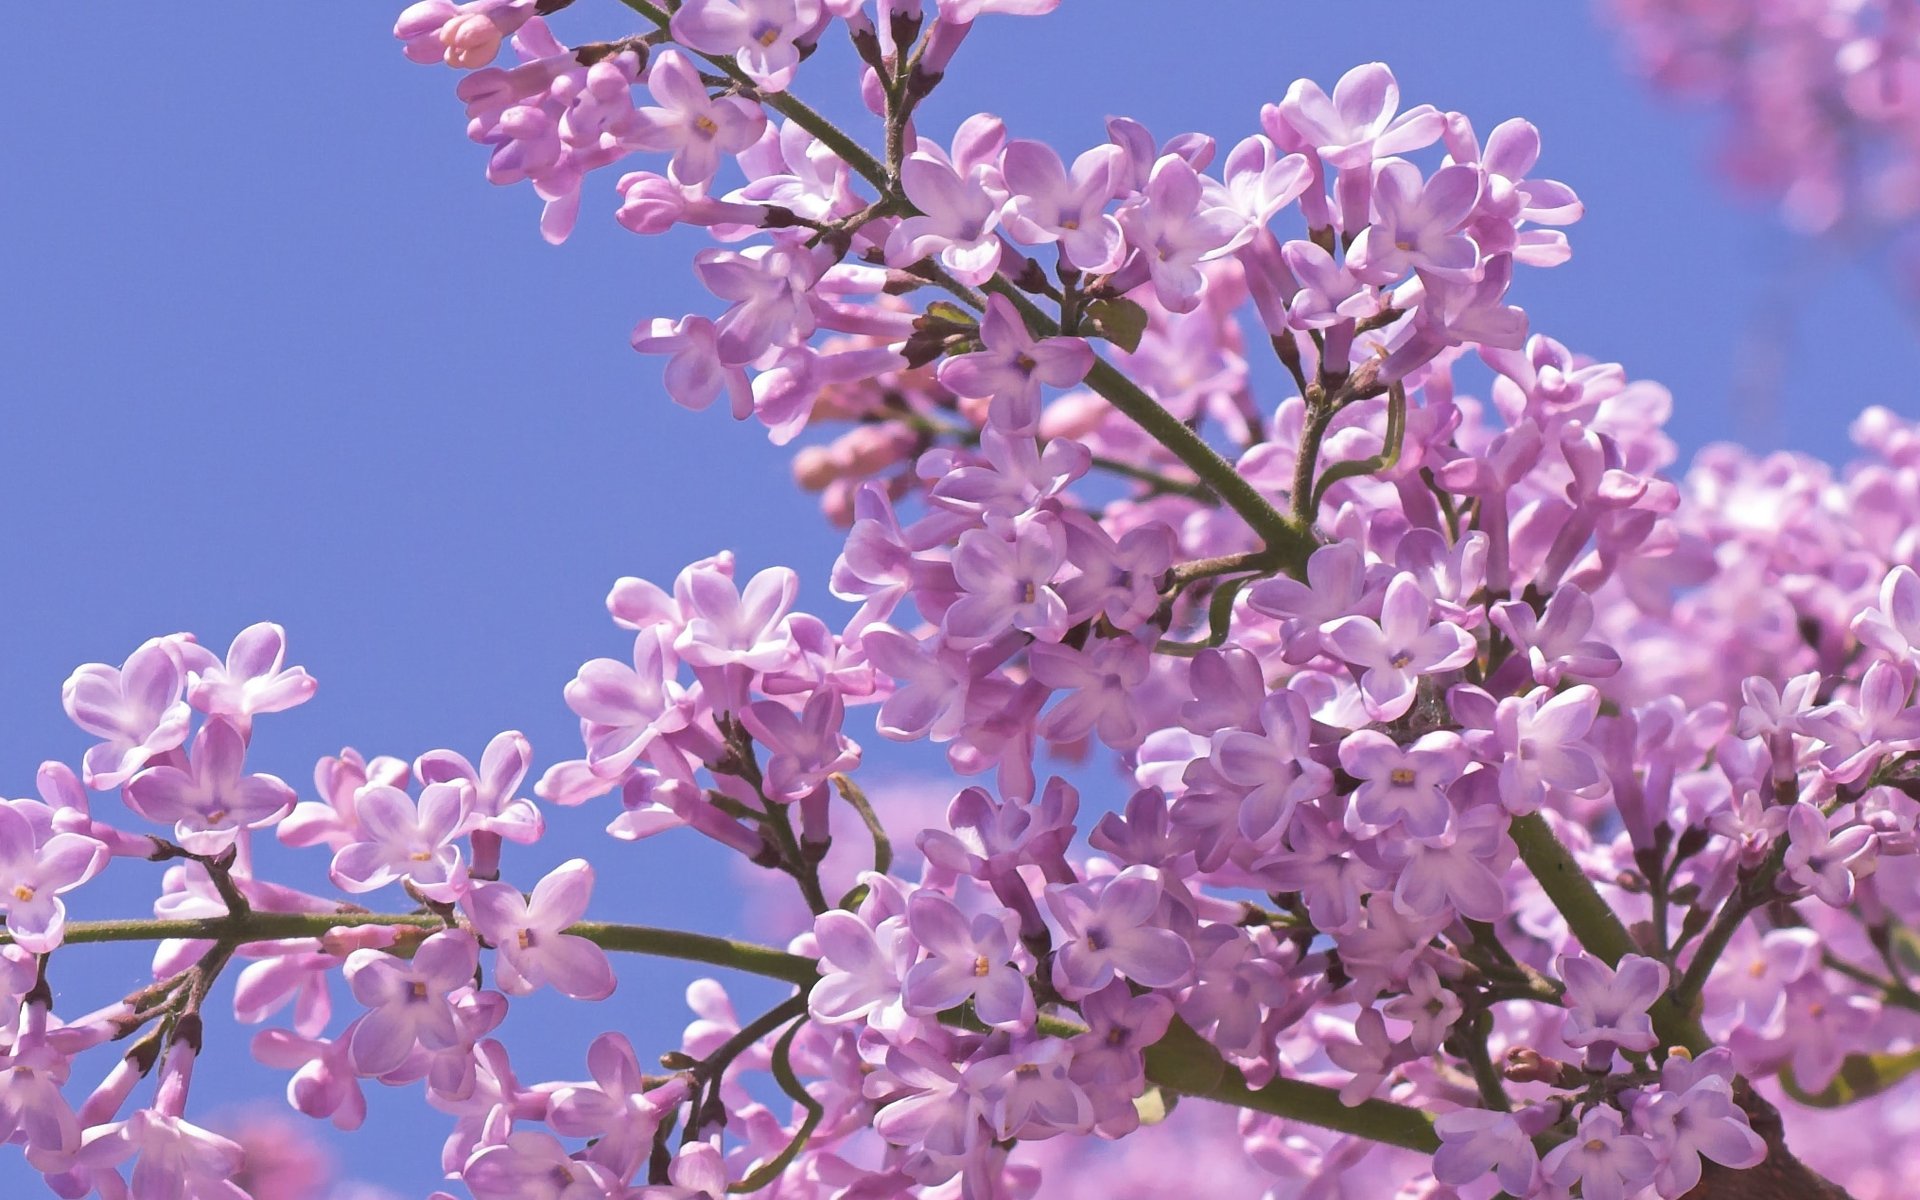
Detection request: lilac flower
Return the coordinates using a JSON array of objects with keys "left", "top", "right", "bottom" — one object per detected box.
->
[
  {"left": 1539, "top": 1106, "right": 1658, "bottom": 1200},
  {"left": 1852, "top": 563, "right": 1920, "bottom": 666},
  {"left": 1273, "top": 62, "right": 1444, "bottom": 171},
  {"left": 965, "top": 1037, "right": 1093, "bottom": 1139},
  {"left": 1484, "top": 684, "right": 1605, "bottom": 814},
  {"left": 250, "top": 1029, "right": 366, "bottom": 1129},
  {"left": 464, "top": 1130, "right": 625, "bottom": 1200},
  {"left": 1385, "top": 804, "right": 1512, "bottom": 922},
  {"left": 1115, "top": 155, "right": 1247, "bottom": 312},
  {"left": 328, "top": 781, "right": 472, "bottom": 902},
  {"left": 1322, "top": 573, "right": 1477, "bottom": 721},
  {"left": 1431, "top": 1107, "right": 1538, "bottom": 1195},
  {"left": 0, "top": 802, "right": 105, "bottom": 953},
  {"left": 630, "top": 315, "right": 753, "bottom": 418},
  {"left": 999, "top": 140, "right": 1127, "bottom": 272},
  {"left": 1029, "top": 632, "right": 1153, "bottom": 749},
  {"left": 937, "top": 295, "right": 1093, "bottom": 436},
  {"left": 885, "top": 151, "right": 1007, "bottom": 284},
  {"left": 1780, "top": 802, "right": 1876, "bottom": 905},
  {"left": 809, "top": 911, "right": 912, "bottom": 1030},
  {"left": 674, "top": 563, "right": 799, "bottom": 671},
  {"left": 62, "top": 635, "right": 195, "bottom": 790},
  {"left": 742, "top": 688, "right": 860, "bottom": 803},
  {"left": 1347, "top": 160, "right": 1482, "bottom": 284},
  {"left": 74, "top": 1106, "right": 248, "bottom": 1200},
  {"left": 565, "top": 628, "right": 691, "bottom": 779},
  {"left": 1337, "top": 729, "right": 1466, "bottom": 839},
  {"left": 942, "top": 520, "right": 1071, "bottom": 646},
  {"left": 693, "top": 239, "right": 826, "bottom": 365},
  {"left": 1046, "top": 865, "right": 1193, "bottom": 999},
  {"left": 550, "top": 1036, "right": 687, "bottom": 1177},
  {"left": 1323, "top": 1007, "right": 1399, "bottom": 1106},
  {"left": 1489, "top": 585, "right": 1621, "bottom": 686},
  {"left": 464, "top": 859, "right": 615, "bottom": 1000},
  {"left": 184, "top": 621, "right": 317, "bottom": 725},
  {"left": 902, "top": 891, "right": 1032, "bottom": 1029},
  {"left": 342, "top": 930, "right": 480, "bottom": 1075},
  {"left": 1210, "top": 690, "right": 1332, "bottom": 847},
  {"left": 669, "top": 0, "right": 819, "bottom": 93},
  {"left": 624, "top": 50, "right": 765, "bottom": 187},
  {"left": 416, "top": 729, "right": 544, "bottom": 846},
  {"left": 1381, "top": 961, "right": 1461, "bottom": 1054},
  {"left": 123, "top": 717, "right": 297, "bottom": 852},
  {"left": 1179, "top": 925, "right": 1291, "bottom": 1056},
  {"left": 1070, "top": 983, "right": 1174, "bottom": 1085},
  {"left": 859, "top": 626, "right": 972, "bottom": 741},
  {"left": 1561, "top": 952, "right": 1668, "bottom": 1055},
  {"left": 395, "top": 0, "right": 537, "bottom": 69},
  {"left": 1245, "top": 539, "right": 1368, "bottom": 662},
  {"left": 1640, "top": 1050, "right": 1766, "bottom": 1197}
]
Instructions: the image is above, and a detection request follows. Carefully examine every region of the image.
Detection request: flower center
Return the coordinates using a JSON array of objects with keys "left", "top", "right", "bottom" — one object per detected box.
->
[
  {"left": 1388, "top": 650, "right": 1414, "bottom": 669},
  {"left": 10, "top": 885, "right": 33, "bottom": 903},
  {"left": 1014, "top": 352, "right": 1038, "bottom": 374},
  {"left": 409, "top": 980, "right": 429, "bottom": 1001},
  {"left": 973, "top": 954, "right": 993, "bottom": 977},
  {"left": 693, "top": 115, "right": 719, "bottom": 137},
  {"left": 753, "top": 23, "right": 782, "bottom": 47},
  {"left": 409, "top": 851, "right": 433, "bottom": 862},
  {"left": 1389, "top": 767, "right": 1417, "bottom": 786}
]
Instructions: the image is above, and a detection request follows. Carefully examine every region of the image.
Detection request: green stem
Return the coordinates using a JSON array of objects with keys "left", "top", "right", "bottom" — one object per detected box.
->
[{"left": 1508, "top": 813, "right": 1702, "bottom": 1052}]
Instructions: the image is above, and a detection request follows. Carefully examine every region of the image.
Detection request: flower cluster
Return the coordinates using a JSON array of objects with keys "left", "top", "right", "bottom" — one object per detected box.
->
[
  {"left": 5, "top": 2, "right": 1920, "bottom": 1199},
  {"left": 1603, "top": 0, "right": 1920, "bottom": 288}
]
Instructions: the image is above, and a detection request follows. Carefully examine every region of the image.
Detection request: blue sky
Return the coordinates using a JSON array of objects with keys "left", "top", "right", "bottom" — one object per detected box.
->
[{"left": 3, "top": 2, "right": 1912, "bottom": 1195}]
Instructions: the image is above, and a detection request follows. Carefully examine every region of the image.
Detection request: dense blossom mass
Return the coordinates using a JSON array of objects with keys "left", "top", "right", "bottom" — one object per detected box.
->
[
  {"left": 1604, "top": 0, "right": 1920, "bottom": 293},
  {"left": 7, "top": 1, "right": 1920, "bottom": 1198}
]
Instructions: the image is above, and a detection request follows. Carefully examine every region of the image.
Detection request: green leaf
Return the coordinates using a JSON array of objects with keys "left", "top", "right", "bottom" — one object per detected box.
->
[
  {"left": 1888, "top": 925, "right": 1920, "bottom": 983},
  {"left": 1088, "top": 297, "right": 1149, "bottom": 353},
  {"left": 1781, "top": 1048, "right": 1920, "bottom": 1106}
]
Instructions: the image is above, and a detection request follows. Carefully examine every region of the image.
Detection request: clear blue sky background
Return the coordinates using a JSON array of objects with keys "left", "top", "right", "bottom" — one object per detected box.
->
[{"left": 3, "top": 3, "right": 1911, "bottom": 1195}]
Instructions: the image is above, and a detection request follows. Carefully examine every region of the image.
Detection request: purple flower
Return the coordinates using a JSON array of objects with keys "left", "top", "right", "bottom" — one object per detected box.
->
[
  {"left": 808, "top": 910, "right": 912, "bottom": 1030},
  {"left": 549, "top": 1036, "right": 688, "bottom": 1178},
  {"left": 937, "top": 295, "right": 1093, "bottom": 436},
  {"left": 1432, "top": 1106, "right": 1538, "bottom": 1195},
  {"left": 1346, "top": 160, "right": 1482, "bottom": 284},
  {"left": 626, "top": 50, "right": 766, "bottom": 186},
  {"left": 1640, "top": 1051, "right": 1766, "bottom": 1197},
  {"left": 1490, "top": 585, "right": 1621, "bottom": 686},
  {"left": 1046, "top": 866, "right": 1193, "bottom": 999},
  {"left": 1273, "top": 62, "right": 1444, "bottom": 171},
  {"left": 902, "top": 891, "right": 1033, "bottom": 1030},
  {"left": 1322, "top": 573, "right": 1477, "bottom": 721},
  {"left": 1561, "top": 952, "right": 1669, "bottom": 1056},
  {"left": 1338, "top": 729, "right": 1466, "bottom": 839},
  {"left": 1779, "top": 801, "right": 1876, "bottom": 905},
  {"left": 1539, "top": 1106, "right": 1658, "bottom": 1200},
  {"left": 0, "top": 803, "right": 105, "bottom": 954},
  {"left": 669, "top": 0, "right": 818, "bottom": 92},
  {"left": 630, "top": 315, "right": 752, "bottom": 418},
  {"left": 342, "top": 930, "right": 480, "bottom": 1075},
  {"left": 415, "top": 729, "right": 544, "bottom": 846},
  {"left": 942, "top": 519, "right": 1071, "bottom": 646},
  {"left": 1029, "top": 633, "right": 1153, "bottom": 749},
  {"left": 566, "top": 628, "right": 691, "bottom": 780},
  {"left": 674, "top": 563, "right": 799, "bottom": 672},
  {"left": 464, "top": 859, "right": 615, "bottom": 1000},
  {"left": 62, "top": 635, "right": 195, "bottom": 790},
  {"left": 742, "top": 688, "right": 861, "bottom": 803},
  {"left": 1179, "top": 925, "right": 1290, "bottom": 1056},
  {"left": 122, "top": 717, "right": 297, "bottom": 852},
  {"left": 886, "top": 150, "right": 1007, "bottom": 285},
  {"left": 1384, "top": 804, "right": 1513, "bottom": 922},
  {"left": 327, "top": 781, "right": 472, "bottom": 902},
  {"left": 183, "top": 621, "right": 317, "bottom": 726},
  {"left": 1115, "top": 155, "right": 1247, "bottom": 313},
  {"left": 395, "top": 0, "right": 538, "bottom": 69},
  {"left": 1209, "top": 690, "right": 1332, "bottom": 847},
  {"left": 1852, "top": 563, "right": 1920, "bottom": 666},
  {"left": 964, "top": 1037, "right": 1093, "bottom": 1139},
  {"left": 464, "top": 1130, "right": 625, "bottom": 1200},
  {"left": 693, "top": 239, "right": 826, "bottom": 365},
  {"left": 1070, "top": 983, "right": 1174, "bottom": 1085},
  {"left": 1486, "top": 683, "right": 1605, "bottom": 814},
  {"left": 999, "top": 140, "right": 1127, "bottom": 272},
  {"left": 1381, "top": 961, "right": 1461, "bottom": 1054},
  {"left": 1323, "top": 1007, "right": 1399, "bottom": 1106}
]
